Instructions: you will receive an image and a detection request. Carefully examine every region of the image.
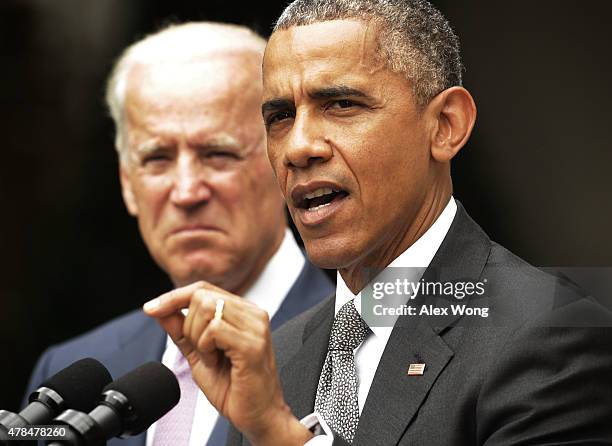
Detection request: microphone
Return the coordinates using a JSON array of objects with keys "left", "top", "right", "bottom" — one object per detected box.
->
[
  {"left": 0, "top": 358, "right": 112, "bottom": 429},
  {"left": 48, "top": 362, "right": 180, "bottom": 446}
]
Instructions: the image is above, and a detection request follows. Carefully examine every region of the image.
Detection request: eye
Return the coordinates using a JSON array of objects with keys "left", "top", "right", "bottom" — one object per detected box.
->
[
  {"left": 141, "top": 154, "right": 170, "bottom": 165},
  {"left": 202, "top": 150, "right": 242, "bottom": 170},
  {"left": 265, "top": 110, "right": 294, "bottom": 127},
  {"left": 204, "top": 150, "right": 239, "bottom": 165},
  {"left": 206, "top": 151, "right": 239, "bottom": 160},
  {"left": 327, "top": 99, "right": 358, "bottom": 110}
]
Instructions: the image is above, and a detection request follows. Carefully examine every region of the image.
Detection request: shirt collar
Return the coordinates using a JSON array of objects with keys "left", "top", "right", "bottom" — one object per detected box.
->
[
  {"left": 335, "top": 197, "right": 458, "bottom": 340},
  {"left": 243, "top": 228, "right": 305, "bottom": 318}
]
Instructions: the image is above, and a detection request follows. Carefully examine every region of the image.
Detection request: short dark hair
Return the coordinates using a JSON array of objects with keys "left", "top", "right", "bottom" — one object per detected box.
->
[{"left": 274, "top": 0, "right": 463, "bottom": 106}]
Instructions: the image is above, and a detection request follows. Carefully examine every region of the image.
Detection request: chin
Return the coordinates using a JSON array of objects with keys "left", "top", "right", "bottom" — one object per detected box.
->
[
  {"left": 303, "top": 236, "right": 362, "bottom": 270},
  {"left": 168, "top": 260, "right": 225, "bottom": 287}
]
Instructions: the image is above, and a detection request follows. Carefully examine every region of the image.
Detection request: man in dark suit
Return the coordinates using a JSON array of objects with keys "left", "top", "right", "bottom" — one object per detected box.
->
[
  {"left": 24, "top": 22, "right": 333, "bottom": 446},
  {"left": 145, "top": 2, "right": 612, "bottom": 445}
]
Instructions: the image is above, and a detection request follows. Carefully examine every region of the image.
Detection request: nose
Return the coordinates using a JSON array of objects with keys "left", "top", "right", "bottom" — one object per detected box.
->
[
  {"left": 284, "top": 110, "right": 333, "bottom": 168},
  {"left": 169, "top": 154, "right": 212, "bottom": 208}
]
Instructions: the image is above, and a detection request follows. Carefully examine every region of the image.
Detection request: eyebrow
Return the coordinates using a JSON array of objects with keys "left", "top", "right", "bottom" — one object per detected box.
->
[
  {"left": 132, "top": 134, "right": 243, "bottom": 159},
  {"left": 203, "top": 134, "right": 241, "bottom": 150},
  {"left": 261, "top": 86, "right": 371, "bottom": 116},
  {"left": 310, "top": 85, "right": 370, "bottom": 100},
  {"left": 134, "top": 139, "right": 164, "bottom": 156},
  {"left": 261, "top": 98, "right": 293, "bottom": 116}
]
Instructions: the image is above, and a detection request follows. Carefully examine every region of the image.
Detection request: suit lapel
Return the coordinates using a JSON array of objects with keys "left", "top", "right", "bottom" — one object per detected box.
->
[
  {"left": 354, "top": 321, "right": 453, "bottom": 446},
  {"left": 271, "top": 260, "right": 334, "bottom": 330},
  {"left": 280, "top": 297, "right": 335, "bottom": 420},
  {"left": 423, "top": 201, "right": 491, "bottom": 335},
  {"left": 106, "top": 314, "right": 166, "bottom": 446},
  {"left": 104, "top": 312, "right": 167, "bottom": 379},
  {"left": 355, "top": 202, "right": 490, "bottom": 445}
]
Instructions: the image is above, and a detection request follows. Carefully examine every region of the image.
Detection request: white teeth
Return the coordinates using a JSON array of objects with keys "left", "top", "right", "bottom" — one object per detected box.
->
[
  {"left": 304, "top": 187, "right": 334, "bottom": 200},
  {"left": 308, "top": 202, "right": 332, "bottom": 211}
]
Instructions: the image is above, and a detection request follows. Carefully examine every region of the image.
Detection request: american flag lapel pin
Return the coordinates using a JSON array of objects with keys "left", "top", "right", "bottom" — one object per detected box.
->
[{"left": 407, "top": 363, "right": 426, "bottom": 376}]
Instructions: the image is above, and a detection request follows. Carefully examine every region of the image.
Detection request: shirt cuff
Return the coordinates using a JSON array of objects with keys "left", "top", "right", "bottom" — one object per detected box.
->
[{"left": 301, "top": 412, "right": 334, "bottom": 446}]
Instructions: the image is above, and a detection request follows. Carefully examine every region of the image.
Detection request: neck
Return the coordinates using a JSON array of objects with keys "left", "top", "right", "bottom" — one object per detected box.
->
[
  {"left": 339, "top": 182, "right": 452, "bottom": 294},
  {"left": 230, "top": 225, "right": 286, "bottom": 295}
]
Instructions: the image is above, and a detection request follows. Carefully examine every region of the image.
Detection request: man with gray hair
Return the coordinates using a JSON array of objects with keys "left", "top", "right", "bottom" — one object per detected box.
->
[
  {"left": 24, "top": 22, "right": 333, "bottom": 446},
  {"left": 146, "top": 1, "right": 612, "bottom": 445}
]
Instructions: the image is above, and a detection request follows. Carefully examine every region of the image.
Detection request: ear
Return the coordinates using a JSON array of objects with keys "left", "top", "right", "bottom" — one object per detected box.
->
[
  {"left": 427, "top": 87, "right": 477, "bottom": 163},
  {"left": 119, "top": 164, "right": 139, "bottom": 216}
]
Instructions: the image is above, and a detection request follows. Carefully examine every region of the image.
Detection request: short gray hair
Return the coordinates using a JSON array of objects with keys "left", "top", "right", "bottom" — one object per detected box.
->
[
  {"left": 274, "top": 0, "right": 462, "bottom": 107},
  {"left": 105, "top": 22, "right": 266, "bottom": 163}
]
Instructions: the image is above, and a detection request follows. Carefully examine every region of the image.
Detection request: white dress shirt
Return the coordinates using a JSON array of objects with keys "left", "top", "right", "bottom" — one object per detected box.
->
[
  {"left": 303, "top": 197, "right": 457, "bottom": 445},
  {"left": 146, "top": 228, "right": 305, "bottom": 446}
]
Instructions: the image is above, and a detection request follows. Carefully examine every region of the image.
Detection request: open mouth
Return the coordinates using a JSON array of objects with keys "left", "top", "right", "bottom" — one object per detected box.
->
[{"left": 297, "top": 187, "right": 349, "bottom": 211}]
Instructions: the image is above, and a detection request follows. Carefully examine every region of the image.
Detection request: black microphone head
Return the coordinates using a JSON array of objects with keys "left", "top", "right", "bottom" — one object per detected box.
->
[
  {"left": 103, "top": 361, "right": 180, "bottom": 434},
  {"left": 34, "top": 358, "right": 113, "bottom": 412}
]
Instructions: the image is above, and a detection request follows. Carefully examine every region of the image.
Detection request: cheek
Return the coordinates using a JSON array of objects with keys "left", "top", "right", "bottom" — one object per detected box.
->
[
  {"left": 249, "top": 152, "right": 283, "bottom": 192},
  {"left": 266, "top": 145, "right": 288, "bottom": 192},
  {"left": 215, "top": 169, "right": 270, "bottom": 219},
  {"left": 349, "top": 127, "right": 428, "bottom": 209},
  {"left": 251, "top": 166, "right": 282, "bottom": 211},
  {"left": 213, "top": 172, "right": 244, "bottom": 208},
  {"left": 132, "top": 176, "right": 170, "bottom": 223}
]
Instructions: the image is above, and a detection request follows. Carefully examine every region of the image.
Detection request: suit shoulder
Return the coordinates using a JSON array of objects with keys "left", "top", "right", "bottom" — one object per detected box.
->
[
  {"left": 24, "top": 309, "right": 161, "bottom": 405},
  {"left": 53, "top": 309, "right": 152, "bottom": 351},
  {"left": 35, "top": 309, "right": 159, "bottom": 374},
  {"left": 484, "top": 241, "right": 610, "bottom": 324}
]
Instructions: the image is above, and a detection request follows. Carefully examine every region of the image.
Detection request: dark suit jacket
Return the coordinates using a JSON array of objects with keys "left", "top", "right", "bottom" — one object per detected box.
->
[
  {"left": 227, "top": 203, "right": 612, "bottom": 445},
  {"left": 24, "top": 260, "right": 333, "bottom": 446}
]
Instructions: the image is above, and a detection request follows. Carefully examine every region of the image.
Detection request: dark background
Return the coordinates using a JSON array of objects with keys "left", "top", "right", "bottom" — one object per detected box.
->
[{"left": 1, "top": 0, "right": 611, "bottom": 411}]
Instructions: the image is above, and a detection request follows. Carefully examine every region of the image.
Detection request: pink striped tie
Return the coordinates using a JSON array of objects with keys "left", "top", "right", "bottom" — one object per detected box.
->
[{"left": 152, "top": 354, "right": 198, "bottom": 446}]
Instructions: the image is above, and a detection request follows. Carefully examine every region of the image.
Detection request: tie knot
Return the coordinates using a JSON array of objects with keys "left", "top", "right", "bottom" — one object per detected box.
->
[{"left": 329, "top": 299, "right": 370, "bottom": 352}]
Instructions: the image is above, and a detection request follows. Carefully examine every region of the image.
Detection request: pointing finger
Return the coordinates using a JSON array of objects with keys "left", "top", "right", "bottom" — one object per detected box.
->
[{"left": 143, "top": 281, "right": 205, "bottom": 317}]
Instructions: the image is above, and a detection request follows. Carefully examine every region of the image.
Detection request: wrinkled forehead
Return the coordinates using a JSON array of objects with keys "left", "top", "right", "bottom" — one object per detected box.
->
[
  {"left": 127, "top": 50, "right": 263, "bottom": 106},
  {"left": 122, "top": 51, "right": 267, "bottom": 153},
  {"left": 266, "top": 21, "right": 381, "bottom": 66},
  {"left": 262, "top": 20, "right": 386, "bottom": 92}
]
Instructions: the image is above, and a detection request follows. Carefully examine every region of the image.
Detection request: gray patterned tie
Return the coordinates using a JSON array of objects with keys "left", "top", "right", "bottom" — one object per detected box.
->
[{"left": 315, "top": 299, "right": 371, "bottom": 444}]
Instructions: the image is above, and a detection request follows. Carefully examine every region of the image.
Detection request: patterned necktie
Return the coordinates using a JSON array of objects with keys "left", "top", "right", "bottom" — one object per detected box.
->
[
  {"left": 315, "top": 299, "right": 371, "bottom": 444},
  {"left": 152, "top": 353, "right": 198, "bottom": 446}
]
